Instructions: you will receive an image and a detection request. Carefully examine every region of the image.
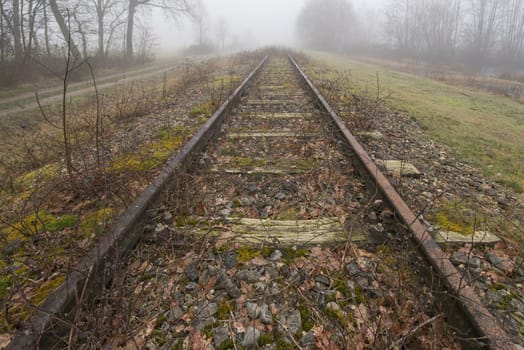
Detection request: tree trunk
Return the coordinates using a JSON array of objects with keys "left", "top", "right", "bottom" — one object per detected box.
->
[
  {"left": 12, "top": 0, "right": 23, "bottom": 62},
  {"left": 126, "top": 0, "right": 137, "bottom": 59},
  {"left": 48, "top": 0, "right": 82, "bottom": 60},
  {"left": 97, "top": 1, "right": 104, "bottom": 58},
  {"left": 0, "top": 0, "right": 5, "bottom": 63},
  {"left": 43, "top": 1, "right": 51, "bottom": 56}
]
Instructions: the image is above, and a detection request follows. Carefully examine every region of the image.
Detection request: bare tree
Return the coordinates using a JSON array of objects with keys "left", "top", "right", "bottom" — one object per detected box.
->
[
  {"left": 215, "top": 16, "right": 227, "bottom": 50},
  {"left": 126, "top": 0, "right": 193, "bottom": 59},
  {"left": 296, "top": 0, "right": 359, "bottom": 52},
  {"left": 48, "top": 0, "right": 82, "bottom": 60},
  {"left": 418, "top": 0, "right": 461, "bottom": 60},
  {"left": 192, "top": 0, "right": 207, "bottom": 46},
  {"left": 499, "top": 0, "right": 524, "bottom": 61},
  {"left": 0, "top": 0, "right": 5, "bottom": 62},
  {"left": 90, "top": 0, "right": 124, "bottom": 58},
  {"left": 11, "top": 0, "right": 23, "bottom": 62},
  {"left": 464, "top": 0, "right": 501, "bottom": 67}
]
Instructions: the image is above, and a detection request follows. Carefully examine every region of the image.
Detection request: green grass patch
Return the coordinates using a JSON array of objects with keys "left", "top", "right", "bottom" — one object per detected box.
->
[
  {"left": 2, "top": 211, "right": 79, "bottom": 242},
  {"left": 80, "top": 208, "right": 114, "bottom": 238},
  {"left": 310, "top": 51, "right": 524, "bottom": 193}
]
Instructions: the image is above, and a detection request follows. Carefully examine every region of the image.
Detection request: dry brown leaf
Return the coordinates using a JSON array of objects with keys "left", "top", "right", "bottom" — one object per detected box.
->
[
  {"left": 189, "top": 329, "right": 211, "bottom": 350},
  {"left": 233, "top": 321, "right": 246, "bottom": 333},
  {"left": 250, "top": 256, "right": 268, "bottom": 266},
  {"left": 0, "top": 334, "right": 12, "bottom": 350}
]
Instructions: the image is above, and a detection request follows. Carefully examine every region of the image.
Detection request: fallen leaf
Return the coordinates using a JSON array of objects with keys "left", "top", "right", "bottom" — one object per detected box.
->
[
  {"left": 233, "top": 321, "right": 246, "bottom": 333},
  {"left": 0, "top": 334, "right": 12, "bottom": 350},
  {"left": 189, "top": 329, "right": 211, "bottom": 350}
]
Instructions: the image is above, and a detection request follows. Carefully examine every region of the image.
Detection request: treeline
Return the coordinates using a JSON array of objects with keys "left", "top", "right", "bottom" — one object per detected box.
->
[
  {"left": 385, "top": 0, "right": 524, "bottom": 69},
  {"left": 297, "top": 0, "right": 524, "bottom": 71},
  {"left": 0, "top": 0, "right": 195, "bottom": 83}
]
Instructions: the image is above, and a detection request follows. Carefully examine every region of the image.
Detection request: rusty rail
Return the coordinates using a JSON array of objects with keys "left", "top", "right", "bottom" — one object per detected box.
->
[
  {"left": 7, "top": 56, "right": 268, "bottom": 350},
  {"left": 288, "top": 55, "right": 518, "bottom": 350}
]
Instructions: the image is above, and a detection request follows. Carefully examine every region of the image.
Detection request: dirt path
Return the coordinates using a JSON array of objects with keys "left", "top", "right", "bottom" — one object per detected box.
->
[{"left": 0, "top": 61, "right": 183, "bottom": 118}]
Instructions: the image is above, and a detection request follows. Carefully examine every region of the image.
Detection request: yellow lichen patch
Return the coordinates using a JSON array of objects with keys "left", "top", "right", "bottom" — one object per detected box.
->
[
  {"left": 108, "top": 129, "right": 186, "bottom": 173},
  {"left": 14, "top": 164, "right": 59, "bottom": 189},
  {"left": 2, "top": 212, "right": 78, "bottom": 242},
  {"left": 31, "top": 276, "right": 65, "bottom": 306},
  {"left": 80, "top": 208, "right": 115, "bottom": 238},
  {"left": 3, "top": 275, "right": 66, "bottom": 328},
  {"left": 190, "top": 101, "right": 216, "bottom": 117}
]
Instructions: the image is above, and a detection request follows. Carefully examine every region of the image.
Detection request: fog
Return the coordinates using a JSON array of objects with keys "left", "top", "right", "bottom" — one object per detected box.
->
[
  {"left": 1, "top": 0, "right": 523, "bottom": 74},
  {"left": 153, "top": 0, "right": 388, "bottom": 51}
]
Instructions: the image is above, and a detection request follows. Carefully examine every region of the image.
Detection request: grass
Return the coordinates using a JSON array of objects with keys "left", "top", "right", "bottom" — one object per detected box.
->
[{"left": 309, "top": 51, "right": 524, "bottom": 194}]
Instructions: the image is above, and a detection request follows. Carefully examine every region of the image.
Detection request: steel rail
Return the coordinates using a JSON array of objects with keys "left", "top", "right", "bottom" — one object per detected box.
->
[
  {"left": 7, "top": 56, "right": 268, "bottom": 350},
  {"left": 288, "top": 55, "right": 518, "bottom": 350}
]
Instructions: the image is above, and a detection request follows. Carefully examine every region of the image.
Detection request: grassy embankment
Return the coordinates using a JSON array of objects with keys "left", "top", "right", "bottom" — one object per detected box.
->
[{"left": 310, "top": 52, "right": 524, "bottom": 195}]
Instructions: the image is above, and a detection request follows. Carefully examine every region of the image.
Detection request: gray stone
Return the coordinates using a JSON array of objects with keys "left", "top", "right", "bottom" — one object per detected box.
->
[
  {"left": 185, "top": 282, "right": 199, "bottom": 292},
  {"left": 219, "top": 208, "right": 232, "bottom": 217},
  {"left": 469, "top": 257, "right": 482, "bottom": 269},
  {"left": 299, "top": 331, "right": 316, "bottom": 347},
  {"left": 269, "top": 250, "right": 283, "bottom": 261},
  {"left": 246, "top": 302, "right": 261, "bottom": 319},
  {"left": 224, "top": 251, "right": 237, "bottom": 269},
  {"left": 315, "top": 275, "right": 331, "bottom": 286},
  {"left": 487, "top": 253, "right": 506, "bottom": 271},
  {"left": 376, "top": 159, "right": 421, "bottom": 177},
  {"left": 213, "top": 327, "right": 230, "bottom": 348},
  {"left": 216, "top": 272, "right": 241, "bottom": 298},
  {"left": 199, "top": 302, "right": 218, "bottom": 318},
  {"left": 248, "top": 185, "right": 258, "bottom": 194},
  {"left": 171, "top": 305, "right": 184, "bottom": 320},
  {"left": 260, "top": 304, "right": 272, "bottom": 324},
  {"left": 238, "top": 268, "right": 260, "bottom": 283},
  {"left": 346, "top": 261, "right": 361, "bottom": 276},
  {"left": 496, "top": 196, "right": 510, "bottom": 208},
  {"left": 450, "top": 252, "right": 468, "bottom": 266},
  {"left": 185, "top": 261, "right": 200, "bottom": 282},
  {"left": 278, "top": 309, "right": 302, "bottom": 335},
  {"left": 241, "top": 197, "right": 255, "bottom": 206},
  {"left": 242, "top": 327, "right": 261, "bottom": 349},
  {"left": 510, "top": 298, "right": 524, "bottom": 313},
  {"left": 275, "top": 192, "right": 286, "bottom": 200}
]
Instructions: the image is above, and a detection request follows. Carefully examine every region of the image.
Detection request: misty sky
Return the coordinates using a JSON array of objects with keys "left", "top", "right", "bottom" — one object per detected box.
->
[{"left": 153, "top": 0, "right": 386, "bottom": 51}]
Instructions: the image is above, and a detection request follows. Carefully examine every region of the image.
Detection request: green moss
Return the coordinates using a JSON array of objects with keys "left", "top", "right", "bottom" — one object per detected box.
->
[
  {"left": 258, "top": 332, "right": 274, "bottom": 346},
  {"left": 32, "top": 276, "right": 65, "bottom": 306},
  {"left": 275, "top": 207, "right": 299, "bottom": 220},
  {"left": 326, "top": 306, "right": 346, "bottom": 325},
  {"left": 237, "top": 246, "right": 261, "bottom": 262},
  {"left": 172, "top": 339, "right": 183, "bottom": 350},
  {"left": 298, "top": 301, "right": 314, "bottom": 332},
  {"left": 354, "top": 285, "right": 365, "bottom": 304},
  {"left": 15, "top": 164, "right": 59, "bottom": 189},
  {"left": 492, "top": 283, "right": 507, "bottom": 291},
  {"left": 80, "top": 208, "right": 114, "bottom": 237},
  {"left": 217, "top": 300, "right": 234, "bottom": 320},
  {"left": 109, "top": 129, "right": 186, "bottom": 173},
  {"left": 203, "top": 323, "right": 216, "bottom": 338},
  {"left": 282, "top": 247, "right": 309, "bottom": 262},
  {"left": 0, "top": 275, "right": 12, "bottom": 300},
  {"left": 217, "top": 338, "right": 245, "bottom": 350},
  {"left": 2, "top": 212, "right": 79, "bottom": 242},
  {"left": 275, "top": 338, "right": 298, "bottom": 350}
]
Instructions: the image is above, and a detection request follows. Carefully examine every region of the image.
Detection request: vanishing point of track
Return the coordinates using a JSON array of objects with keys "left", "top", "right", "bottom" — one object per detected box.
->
[{"left": 7, "top": 55, "right": 519, "bottom": 349}]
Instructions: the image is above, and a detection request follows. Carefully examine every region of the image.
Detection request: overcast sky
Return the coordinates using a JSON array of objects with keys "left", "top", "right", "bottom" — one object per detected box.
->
[{"left": 153, "top": 0, "right": 386, "bottom": 51}]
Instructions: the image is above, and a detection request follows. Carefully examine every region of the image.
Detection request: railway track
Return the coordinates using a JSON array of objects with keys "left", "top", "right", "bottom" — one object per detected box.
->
[{"left": 7, "top": 54, "right": 520, "bottom": 349}]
